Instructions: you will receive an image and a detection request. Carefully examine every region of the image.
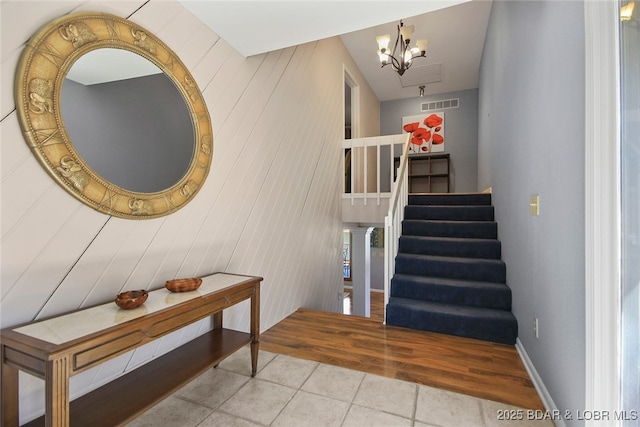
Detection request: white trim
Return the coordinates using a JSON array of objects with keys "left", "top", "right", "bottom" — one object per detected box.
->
[
  {"left": 515, "top": 339, "right": 566, "bottom": 427},
  {"left": 343, "top": 64, "right": 360, "bottom": 139},
  {"left": 584, "top": 1, "right": 622, "bottom": 424},
  {"left": 343, "top": 65, "right": 360, "bottom": 207}
]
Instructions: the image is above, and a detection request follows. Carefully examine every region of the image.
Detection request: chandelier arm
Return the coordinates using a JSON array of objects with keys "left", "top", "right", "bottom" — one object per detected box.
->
[
  {"left": 391, "top": 23, "right": 408, "bottom": 73},
  {"left": 390, "top": 23, "right": 402, "bottom": 62},
  {"left": 380, "top": 54, "right": 402, "bottom": 71}
]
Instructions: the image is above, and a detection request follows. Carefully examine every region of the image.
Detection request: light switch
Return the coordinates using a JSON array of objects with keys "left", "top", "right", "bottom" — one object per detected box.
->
[{"left": 530, "top": 195, "right": 540, "bottom": 216}]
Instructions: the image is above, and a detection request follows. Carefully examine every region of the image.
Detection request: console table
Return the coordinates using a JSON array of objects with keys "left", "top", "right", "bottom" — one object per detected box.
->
[{"left": 1, "top": 272, "right": 262, "bottom": 427}]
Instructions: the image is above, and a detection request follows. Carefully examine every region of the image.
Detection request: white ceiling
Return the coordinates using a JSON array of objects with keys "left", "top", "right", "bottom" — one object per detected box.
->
[{"left": 179, "top": 0, "right": 492, "bottom": 102}]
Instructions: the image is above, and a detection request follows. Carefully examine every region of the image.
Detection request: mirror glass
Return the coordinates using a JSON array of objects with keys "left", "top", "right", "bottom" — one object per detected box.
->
[{"left": 61, "top": 48, "right": 195, "bottom": 193}]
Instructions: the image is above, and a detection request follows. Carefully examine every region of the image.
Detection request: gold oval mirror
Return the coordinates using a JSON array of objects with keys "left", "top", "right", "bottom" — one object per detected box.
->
[{"left": 15, "top": 12, "right": 213, "bottom": 219}]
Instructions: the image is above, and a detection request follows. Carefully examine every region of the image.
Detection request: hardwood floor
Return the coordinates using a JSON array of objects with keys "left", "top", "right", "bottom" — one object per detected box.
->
[
  {"left": 342, "top": 288, "right": 385, "bottom": 322},
  {"left": 260, "top": 308, "right": 544, "bottom": 411}
]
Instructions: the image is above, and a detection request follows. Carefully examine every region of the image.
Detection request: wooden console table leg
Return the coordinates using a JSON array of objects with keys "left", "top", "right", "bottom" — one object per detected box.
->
[
  {"left": 212, "top": 312, "right": 222, "bottom": 330},
  {"left": 212, "top": 312, "right": 223, "bottom": 369},
  {"left": 250, "top": 285, "right": 260, "bottom": 377},
  {"left": 44, "top": 357, "right": 70, "bottom": 427},
  {"left": 1, "top": 352, "right": 19, "bottom": 427}
]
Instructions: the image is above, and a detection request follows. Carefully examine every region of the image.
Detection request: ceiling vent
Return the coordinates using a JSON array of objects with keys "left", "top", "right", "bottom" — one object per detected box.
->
[{"left": 399, "top": 63, "right": 442, "bottom": 88}]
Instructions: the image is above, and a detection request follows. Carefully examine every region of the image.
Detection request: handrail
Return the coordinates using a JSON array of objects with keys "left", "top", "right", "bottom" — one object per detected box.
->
[{"left": 383, "top": 133, "right": 412, "bottom": 322}]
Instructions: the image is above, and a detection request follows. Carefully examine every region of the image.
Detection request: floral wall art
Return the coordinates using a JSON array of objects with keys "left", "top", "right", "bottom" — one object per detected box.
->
[{"left": 402, "top": 112, "right": 445, "bottom": 154}]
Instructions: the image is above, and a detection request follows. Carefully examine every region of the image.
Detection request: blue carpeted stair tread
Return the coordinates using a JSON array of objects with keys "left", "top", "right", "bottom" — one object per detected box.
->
[
  {"left": 404, "top": 205, "right": 494, "bottom": 221},
  {"left": 408, "top": 193, "right": 492, "bottom": 206},
  {"left": 402, "top": 219, "right": 498, "bottom": 239},
  {"left": 390, "top": 273, "right": 512, "bottom": 310},
  {"left": 395, "top": 253, "right": 506, "bottom": 283},
  {"left": 398, "top": 235, "right": 501, "bottom": 259},
  {"left": 386, "top": 297, "right": 517, "bottom": 345}
]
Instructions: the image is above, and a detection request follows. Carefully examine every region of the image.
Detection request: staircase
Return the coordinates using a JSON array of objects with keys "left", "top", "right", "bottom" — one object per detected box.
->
[{"left": 385, "top": 193, "right": 518, "bottom": 345}]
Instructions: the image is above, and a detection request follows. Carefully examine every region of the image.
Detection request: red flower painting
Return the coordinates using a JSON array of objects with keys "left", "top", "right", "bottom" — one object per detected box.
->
[
  {"left": 402, "top": 112, "right": 445, "bottom": 153},
  {"left": 424, "top": 114, "right": 443, "bottom": 128}
]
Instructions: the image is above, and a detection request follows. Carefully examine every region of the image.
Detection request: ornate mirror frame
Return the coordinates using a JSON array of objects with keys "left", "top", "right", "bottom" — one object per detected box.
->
[{"left": 15, "top": 12, "right": 213, "bottom": 219}]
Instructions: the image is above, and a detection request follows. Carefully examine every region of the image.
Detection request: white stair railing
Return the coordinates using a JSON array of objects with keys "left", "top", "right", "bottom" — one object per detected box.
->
[
  {"left": 342, "top": 135, "right": 407, "bottom": 207},
  {"left": 383, "top": 133, "right": 412, "bottom": 321}
]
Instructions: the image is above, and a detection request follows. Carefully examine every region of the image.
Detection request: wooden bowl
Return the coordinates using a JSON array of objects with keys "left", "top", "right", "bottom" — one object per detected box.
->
[
  {"left": 115, "top": 290, "right": 149, "bottom": 309},
  {"left": 165, "top": 278, "right": 202, "bottom": 293}
]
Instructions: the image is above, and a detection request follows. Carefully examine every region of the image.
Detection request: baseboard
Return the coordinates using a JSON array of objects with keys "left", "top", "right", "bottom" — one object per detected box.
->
[{"left": 515, "top": 338, "right": 567, "bottom": 427}]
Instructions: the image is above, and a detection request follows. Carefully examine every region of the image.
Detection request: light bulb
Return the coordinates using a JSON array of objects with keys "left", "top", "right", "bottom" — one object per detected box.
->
[
  {"left": 376, "top": 35, "right": 390, "bottom": 51},
  {"left": 404, "top": 49, "right": 413, "bottom": 65},
  {"left": 377, "top": 50, "right": 389, "bottom": 65}
]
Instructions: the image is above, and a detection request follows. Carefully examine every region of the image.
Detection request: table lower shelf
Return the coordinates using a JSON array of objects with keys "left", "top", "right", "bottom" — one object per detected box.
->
[{"left": 24, "top": 328, "right": 251, "bottom": 427}]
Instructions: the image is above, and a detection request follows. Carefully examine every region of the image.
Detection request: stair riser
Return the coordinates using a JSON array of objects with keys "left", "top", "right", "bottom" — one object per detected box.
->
[
  {"left": 395, "top": 255, "right": 506, "bottom": 283},
  {"left": 408, "top": 194, "right": 492, "bottom": 206},
  {"left": 402, "top": 220, "right": 498, "bottom": 239},
  {"left": 385, "top": 303, "right": 517, "bottom": 345},
  {"left": 390, "top": 279, "right": 512, "bottom": 311},
  {"left": 404, "top": 206, "right": 494, "bottom": 221},
  {"left": 398, "top": 236, "right": 501, "bottom": 259}
]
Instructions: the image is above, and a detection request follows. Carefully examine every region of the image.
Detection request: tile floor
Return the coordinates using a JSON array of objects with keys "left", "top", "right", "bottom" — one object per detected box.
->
[{"left": 126, "top": 347, "right": 555, "bottom": 427}]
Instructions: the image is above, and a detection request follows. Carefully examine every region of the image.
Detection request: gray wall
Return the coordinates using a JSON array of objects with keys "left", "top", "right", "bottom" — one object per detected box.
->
[
  {"left": 380, "top": 89, "right": 479, "bottom": 192},
  {"left": 62, "top": 73, "right": 193, "bottom": 193},
  {"left": 477, "top": 1, "right": 585, "bottom": 423}
]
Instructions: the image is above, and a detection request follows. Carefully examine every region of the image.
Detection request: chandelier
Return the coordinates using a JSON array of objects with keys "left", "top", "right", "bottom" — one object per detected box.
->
[{"left": 376, "top": 20, "right": 429, "bottom": 76}]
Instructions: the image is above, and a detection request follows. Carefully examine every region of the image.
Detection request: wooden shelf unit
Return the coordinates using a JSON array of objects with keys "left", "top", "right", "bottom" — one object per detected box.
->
[
  {"left": 1, "top": 273, "right": 262, "bottom": 427},
  {"left": 408, "top": 153, "right": 450, "bottom": 193}
]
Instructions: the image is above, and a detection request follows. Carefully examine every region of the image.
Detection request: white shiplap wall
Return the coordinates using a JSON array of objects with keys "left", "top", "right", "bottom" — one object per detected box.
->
[{"left": 0, "top": 0, "right": 380, "bottom": 423}]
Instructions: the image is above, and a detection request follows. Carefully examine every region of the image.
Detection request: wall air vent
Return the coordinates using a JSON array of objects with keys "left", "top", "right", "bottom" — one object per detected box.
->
[{"left": 421, "top": 98, "right": 459, "bottom": 112}]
